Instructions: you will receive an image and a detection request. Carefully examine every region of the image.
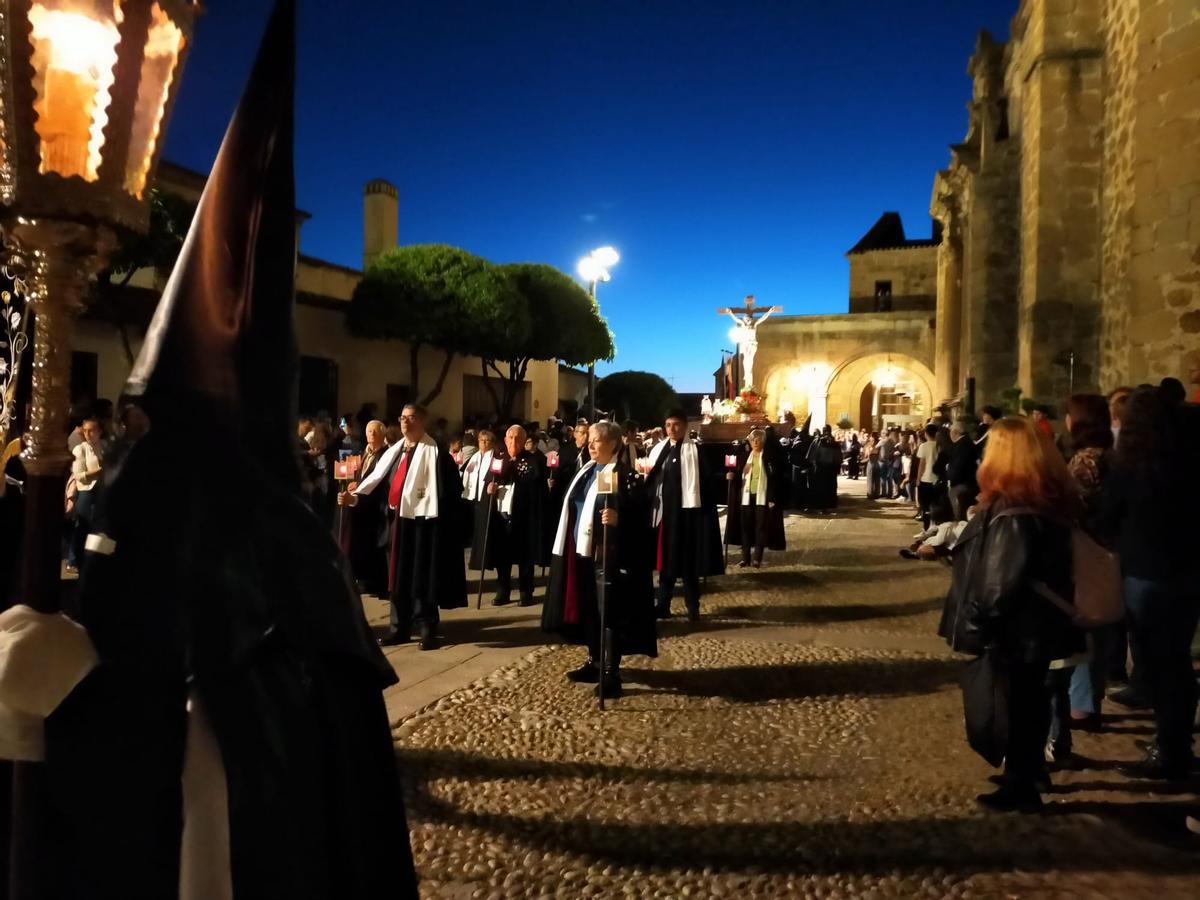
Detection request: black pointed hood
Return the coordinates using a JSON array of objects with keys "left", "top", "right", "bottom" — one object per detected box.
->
[{"left": 128, "top": 0, "right": 298, "bottom": 491}]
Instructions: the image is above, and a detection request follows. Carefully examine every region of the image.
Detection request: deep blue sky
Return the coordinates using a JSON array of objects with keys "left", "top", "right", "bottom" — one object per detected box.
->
[{"left": 164, "top": 1, "right": 1016, "bottom": 392}]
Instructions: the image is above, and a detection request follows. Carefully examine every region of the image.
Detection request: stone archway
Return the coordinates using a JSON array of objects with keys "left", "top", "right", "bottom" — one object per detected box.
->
[{"left": 825, "top": 352, "right": 936, "bottom": 432}]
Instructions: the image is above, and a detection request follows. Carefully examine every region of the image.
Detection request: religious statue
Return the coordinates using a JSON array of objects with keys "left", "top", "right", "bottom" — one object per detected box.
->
[
  {"left": 700, "top": 395, "right": 713, "bottom": 420},
  {"left": 717, "top": 295, "right": 781, "bottom": 390}
]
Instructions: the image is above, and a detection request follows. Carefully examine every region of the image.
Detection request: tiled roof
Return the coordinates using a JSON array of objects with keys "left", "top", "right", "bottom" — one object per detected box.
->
[{"left": 847, "top": 212, "right": 941, "bottom": 254}]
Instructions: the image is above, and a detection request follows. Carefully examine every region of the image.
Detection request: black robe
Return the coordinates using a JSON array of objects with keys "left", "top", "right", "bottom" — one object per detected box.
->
[
  {"left": 723, "top": 447, "right": 787, "bottom": 551},
  {"left": 469, "top": 450, "right": 548, "bottom": 570},
  {"left": 339, "top": 446, "right": 389, "bottom": 595},
  {"left": 542, "top": 460, "right": 657, "bottom": 658},
  {"left": 45, "top": 430, "right": 417, "bottom": 899},
  {"left": 544, "top": 445, "right": 581, "bottom": 557},
  {"left": 647, "top": 441, "right": 724, "bottom": 580},
  {"left": 388, "top": 443, "right": 468, "bottom": 610}
]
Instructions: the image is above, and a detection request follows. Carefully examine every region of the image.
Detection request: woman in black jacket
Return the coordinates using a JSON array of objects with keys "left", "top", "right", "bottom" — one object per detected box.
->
[{"left": 940, "top": 417, "right": 1083, "bottom": 812}]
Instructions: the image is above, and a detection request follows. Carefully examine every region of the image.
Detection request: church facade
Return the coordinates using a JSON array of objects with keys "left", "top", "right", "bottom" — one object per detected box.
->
[{"left": 754, "top": 0, "right": 1199, "bottom": 429}]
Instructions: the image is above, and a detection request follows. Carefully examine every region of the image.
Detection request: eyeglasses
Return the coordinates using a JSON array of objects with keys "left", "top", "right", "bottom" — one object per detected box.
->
[{"left": 399, "top": 415, "right": 420, "bottom": 423}]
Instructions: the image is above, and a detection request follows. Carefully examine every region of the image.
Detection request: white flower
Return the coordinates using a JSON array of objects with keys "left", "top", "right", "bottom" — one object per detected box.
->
[
  {"left": 0, "top": 359, "right": 7, "bottom": 375},
  {"left": 9, "top": 312, "right": 18, "bottom": 328}
]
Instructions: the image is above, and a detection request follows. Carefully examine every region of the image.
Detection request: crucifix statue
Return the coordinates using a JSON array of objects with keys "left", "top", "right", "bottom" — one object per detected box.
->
[{"left": 717, "top": 295, "right": 781, "bottom": 390}]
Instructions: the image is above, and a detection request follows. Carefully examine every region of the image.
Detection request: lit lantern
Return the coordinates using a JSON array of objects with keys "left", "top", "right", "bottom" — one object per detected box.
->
[
  {"left": 0, "top": 0, "right": 197, "bottom": 227},
  {"left": 0, "top": 0, "right": 197, "bottom": 612}
]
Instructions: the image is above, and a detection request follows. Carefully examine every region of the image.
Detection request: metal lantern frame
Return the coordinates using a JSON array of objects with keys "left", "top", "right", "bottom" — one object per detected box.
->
[
  {"left": 0, "top": 0, "right": 197, "bottom": 229},
  {"left": 0, "top": 0, "right": 198, "bottom": 613}
]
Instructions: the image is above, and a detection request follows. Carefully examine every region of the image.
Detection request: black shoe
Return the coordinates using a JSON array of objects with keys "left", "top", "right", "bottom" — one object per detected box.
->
[
  {"left": 899, "top": 548, "right": 919, "bottom": 560},
  {"left": 975, "top": 785, "right": 1044, "bottom": 814},
  {"left": 990, "top": 772, "right": 1053, "bottom": 793},
  {"left": 518, "top": 594, "right": 537, "bottom": 607},
  {"left": 595, "top": 672, "right": 623, "bottom": 698},
  {"left": 493, "top": 595, "right": 512, "bottom": 607},
  {"left": 567, "top": 660, "right": 601, "bottom": 683},
  {"left": 1109, "top": 686, "right": 1151, "bottom": 710},
  {"left": 419, "top": 628, "right": 439, "bottom": 651},
  {"left": 378, "top": 631, "right": 410, "bottom": 647},
  {"left": 1121, "top": 747, "right": 1193, "bottom": 781}
]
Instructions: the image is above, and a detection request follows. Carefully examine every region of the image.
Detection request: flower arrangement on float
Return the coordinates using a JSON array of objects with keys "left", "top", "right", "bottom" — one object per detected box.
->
[{"left": 735, "top": 387, "right": 766, "bottom": 416}]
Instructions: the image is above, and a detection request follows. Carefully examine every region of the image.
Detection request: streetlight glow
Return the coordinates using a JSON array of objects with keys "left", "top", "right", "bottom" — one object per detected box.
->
[
  {"left": 592, "top": 246, "right": 620, "bottom": 268},
  {"left": 577, "top": 246, "right": 620, "bottom": 418}
]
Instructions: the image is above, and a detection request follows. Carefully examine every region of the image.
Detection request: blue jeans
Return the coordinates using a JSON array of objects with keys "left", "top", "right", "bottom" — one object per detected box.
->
[
  {"left": 69, "top": 488, "right": 97, "bottom": 568},
  {"left": 1068, "top": 624, "right": 1120, "bottom": 715},
  {"left": 1123, "top": 575, "right": 1200, "bottom": 766}
]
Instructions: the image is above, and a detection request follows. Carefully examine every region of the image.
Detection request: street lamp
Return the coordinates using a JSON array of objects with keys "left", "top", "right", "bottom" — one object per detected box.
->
[
  {"left": 576, "top": 245, "right": 618, "bottom": 419},
  {"left": 0, "top": 0, "right": 198, "bottom": 612}
]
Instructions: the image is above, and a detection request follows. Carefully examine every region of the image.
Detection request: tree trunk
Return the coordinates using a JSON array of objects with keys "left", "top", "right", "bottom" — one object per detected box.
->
[
  {"left": 408, "top": 341, "right": 424, "bottom": 401},
  {"left": 116, "top": 323, "right": 135, "bottom": 368},
  {"left": 419, "top": 348, "right": 456, "bottom": 407},
  {"left": 481, "top": 358, "right": 502, "bottom": 420}
]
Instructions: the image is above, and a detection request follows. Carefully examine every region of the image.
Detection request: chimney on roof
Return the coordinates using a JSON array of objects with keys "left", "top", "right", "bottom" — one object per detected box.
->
[{"left": 363, "top": 179, "right": 398, "bottom": 270}]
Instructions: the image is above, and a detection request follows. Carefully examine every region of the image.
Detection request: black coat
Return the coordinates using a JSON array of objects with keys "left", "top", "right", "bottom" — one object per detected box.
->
[
  {"left": 723, "top": 448, "right": 787, "bottom": 551},
  {"left": 542, "top": 459, "right": 657, "bottom": 657},
  {"left": 469, "top": 450, "right": 548, "bottom": 569},
  {"left": 389, "top": 443, "right": 469, "bottom": 609},
  {"left": 339, "top": 446, "right": 389, "bottom": 593},
  {"left": 45, "top": 432, "right": 416, "bottom": 899},
  {"left": 647, "top": 441, "right": 724, "bottom": 579},
  {"left": 939, "top": 502, "right": 1082, "bottom": 663}
]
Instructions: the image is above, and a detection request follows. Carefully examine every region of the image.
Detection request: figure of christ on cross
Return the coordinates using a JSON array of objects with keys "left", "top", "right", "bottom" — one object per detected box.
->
[{"left": 717, "top": 295, "right": 782, "bottom": 390}]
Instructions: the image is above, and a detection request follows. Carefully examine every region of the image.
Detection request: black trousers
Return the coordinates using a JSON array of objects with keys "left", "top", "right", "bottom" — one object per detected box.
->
[
  {"left": 1005, "top": 658, "right": 1052, "bottom": 791},
  {"left": 916, "top": 482, "right": 936, "bottom": 529},
  {"left": 496, "top": 563, "right": 535, "bottom": 601},
  {"left": 390, "top": 583, "right": 438, "bottom": 637},
  {"left": 740, "top": 494, "right": 766, "bottom": 565},
  {"left": 657, "top": 573, "right": 700, "bottom": 613}
]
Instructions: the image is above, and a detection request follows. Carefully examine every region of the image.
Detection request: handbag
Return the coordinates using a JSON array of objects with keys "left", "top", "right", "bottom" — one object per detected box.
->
[{"left": 962, "top": 651, "right": 1009, "bottom": 768}]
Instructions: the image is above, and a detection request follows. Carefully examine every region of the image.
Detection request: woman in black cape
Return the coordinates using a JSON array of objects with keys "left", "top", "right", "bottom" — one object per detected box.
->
[{"left": 542, "top": 421, "right": 656, "bottom": 698}]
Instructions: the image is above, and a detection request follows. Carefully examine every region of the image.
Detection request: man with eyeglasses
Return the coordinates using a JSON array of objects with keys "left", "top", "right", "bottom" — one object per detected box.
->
[{"left": 341, "top": 404, "right": 466, "bottom": 649}]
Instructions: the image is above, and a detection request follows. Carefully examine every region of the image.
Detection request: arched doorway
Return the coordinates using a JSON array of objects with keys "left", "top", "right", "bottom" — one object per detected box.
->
[{"left": 859, "top": 383, "right": 875, "bottom": 430}]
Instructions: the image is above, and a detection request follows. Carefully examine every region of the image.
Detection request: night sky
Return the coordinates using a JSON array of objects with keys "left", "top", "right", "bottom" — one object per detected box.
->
[{"left": 164, "top": 1, "right": 1016, "bottom": 392}]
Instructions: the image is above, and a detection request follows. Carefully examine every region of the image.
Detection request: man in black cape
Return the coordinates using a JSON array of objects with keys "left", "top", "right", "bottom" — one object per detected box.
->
[
  {"left": 42, "top": 4, "right": 419, "bottom": 896},
  {"left": 646, "top": 410, "right": 724, "bottom": 620},
  {"left": 348, "top": 403, "right": 466, "bottom": 649},
  {"left": 338, "top": 419, "right": 390, "bottom": 595},
  {"left": 472, "top": 424, "right": 548, "bottom": 607}
]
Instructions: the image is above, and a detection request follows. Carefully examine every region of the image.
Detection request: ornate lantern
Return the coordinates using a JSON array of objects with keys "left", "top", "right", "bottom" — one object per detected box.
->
[{"left": 0, "top": 0, "right": 197, "bottom": 609}]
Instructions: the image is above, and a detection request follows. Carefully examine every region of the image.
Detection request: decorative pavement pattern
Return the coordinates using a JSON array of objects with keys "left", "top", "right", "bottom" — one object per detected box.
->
[{"left": 390, "top": 481, "right": 1200, "bottom": 899}]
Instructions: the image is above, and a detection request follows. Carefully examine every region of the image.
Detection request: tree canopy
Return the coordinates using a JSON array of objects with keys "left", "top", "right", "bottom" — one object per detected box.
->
[
  {"left": 595, "top": 371, "right": 679, "bottom": 426},
  {"left": 349, "top": 248, "right": 614, "bottom": 419},
  {"left": 346, "top": 244, "right": 524, "bottom": 406},
  {"left": 477, "top": 263, "right": 614, "bottom": 420}
]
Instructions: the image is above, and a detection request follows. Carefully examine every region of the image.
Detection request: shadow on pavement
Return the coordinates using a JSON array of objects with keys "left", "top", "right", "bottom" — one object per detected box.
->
[
  {"left": 397, "top": 747, "right": 816, "bottom": 788},
  {"left": 718, "top": 595, "right": 944, "bottom": 625},
  {"left": 621, "top": 656, "right": 959, "bottom": 703},
  {"left": 401, "top": 790, "right": 1200, "bottom": 876}
]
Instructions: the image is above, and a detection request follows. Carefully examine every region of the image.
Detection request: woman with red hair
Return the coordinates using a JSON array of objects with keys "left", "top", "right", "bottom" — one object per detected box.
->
[{"left": 940, "top": 417, "right": 1083, "bottom": 812}]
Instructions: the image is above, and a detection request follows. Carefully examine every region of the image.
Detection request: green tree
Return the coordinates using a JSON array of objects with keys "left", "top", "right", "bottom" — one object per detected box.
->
[
  {"left": 89, "top": 188, "right": 195, "bottom": 365},
  {"left": 346, "top": 244, "right": 506, "bottom": 407},
  {"left": 595, "top": 371, "right": 679, "bottom": 425},
  {"left": 478, "top": 263, "right": 613, "bottom": 421}
]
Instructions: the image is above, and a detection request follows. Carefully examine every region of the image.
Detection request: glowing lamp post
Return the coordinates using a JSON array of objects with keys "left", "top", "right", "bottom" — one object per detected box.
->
[
  {"left": 576, "top": 245, "right": 618, "bottom": 418},
  {"left": 0, "top": 0, "right": 197, "bottom": 611}
]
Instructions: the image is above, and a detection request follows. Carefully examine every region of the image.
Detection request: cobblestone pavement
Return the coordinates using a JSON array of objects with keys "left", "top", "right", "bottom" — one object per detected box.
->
[{"left": 393, "top": 480, "right": 1200, "bottom": 899}]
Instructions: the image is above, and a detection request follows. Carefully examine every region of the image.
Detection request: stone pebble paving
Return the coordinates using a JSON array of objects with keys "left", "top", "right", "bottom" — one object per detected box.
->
[{"left": 394, "top": 485, "right": 1200, "bottom": 899}]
